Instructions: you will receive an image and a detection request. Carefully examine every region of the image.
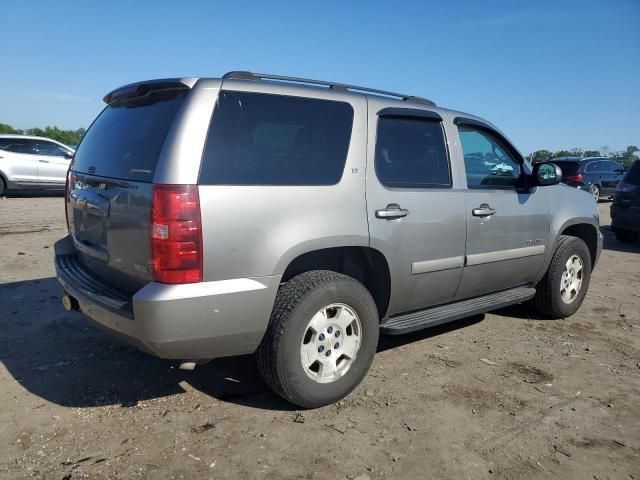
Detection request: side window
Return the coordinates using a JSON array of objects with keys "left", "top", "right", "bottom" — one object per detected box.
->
[
  {"left": 1, "top": 139, "right": 37, "bottom": 154},
  {"left": 458, "top": 126, "right": 521, "bottom": 188},
  {"left": 35, "top": 141, "right": 70, "bottom": 157},
  {"left": 585, "top": 162, "right": 598, "bottom": 173},
  {"left": 200, "top": 91, "right": 354, "bottom": 186},
  {"left": 374, "top": 116, "right": 450, "bottom": 188},
  {"left": 606, "top": 160, "right": 621, "bottom": 172}
]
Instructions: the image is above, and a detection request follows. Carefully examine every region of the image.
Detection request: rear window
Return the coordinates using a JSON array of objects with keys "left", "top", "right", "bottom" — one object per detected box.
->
[
  {"left": 551, "top": 161, "right": 580, "bottom": 177},
  {"left": 72, "top": 93, "right": 185, "bottom": 181},
  {"left": 199, "top": 91, "right": 354, "bottom": 186},
  {"left": 624, "top": 161, "right": 640, "bottom": 185}
]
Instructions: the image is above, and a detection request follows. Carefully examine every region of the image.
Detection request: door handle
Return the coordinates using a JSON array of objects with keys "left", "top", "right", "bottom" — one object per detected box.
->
[
  {"left": 472, "top": 203, "right": 496, "bottom": 217},
  {"left": 376, "top": 203, "right": 409, "bottom": 219},
  {"left": 38, "top": 159, "right": 50, "bottom": 163}
]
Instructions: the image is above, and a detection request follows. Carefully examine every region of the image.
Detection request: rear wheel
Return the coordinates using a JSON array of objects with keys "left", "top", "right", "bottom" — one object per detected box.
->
[
  {"left": 256, "top": 270, "right": 379, "bottom": 408},
  {"left": 590, "top": 184, "right": 600, "bottom": 201},
  {"left": 614, "top": 228, "right": 639, "bottom": 243},
  {"left": 0, "top": 177, "right": 6, "bottom": 196},
  {"left": 532, "top": 235, "right": 592, "bottom": 319}
]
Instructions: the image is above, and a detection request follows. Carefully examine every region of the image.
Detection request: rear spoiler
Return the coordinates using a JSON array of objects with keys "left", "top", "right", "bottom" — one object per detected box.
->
[{"left": 103, "top": 78, "right": 198, "bottom": 105}]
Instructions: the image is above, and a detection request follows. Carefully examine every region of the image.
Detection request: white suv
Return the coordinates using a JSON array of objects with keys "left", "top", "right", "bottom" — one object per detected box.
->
[{"left": 0, "top": 135, "right": 74, "bottom": 195}]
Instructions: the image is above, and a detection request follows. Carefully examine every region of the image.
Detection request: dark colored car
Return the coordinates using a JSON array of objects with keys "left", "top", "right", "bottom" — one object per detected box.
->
[
  {"left": 611, "top": 160, "right": 640, "bottom": 243},
  {"left": 551, "top": 156, "right": 626, "bottom": 201}
]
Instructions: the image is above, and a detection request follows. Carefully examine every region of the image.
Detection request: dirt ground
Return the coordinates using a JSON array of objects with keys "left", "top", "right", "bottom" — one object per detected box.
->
[{"left": 1, "top": 195, "right": 639, "bottom": 480}]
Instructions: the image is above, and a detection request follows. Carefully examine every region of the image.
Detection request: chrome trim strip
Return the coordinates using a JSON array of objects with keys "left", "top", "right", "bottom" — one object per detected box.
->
[
  {"left": 466, "top": 245, "right": 546, "bottom": 266},
  {"left": 412, "top": 256, "right": 464, "bottom": 275}
]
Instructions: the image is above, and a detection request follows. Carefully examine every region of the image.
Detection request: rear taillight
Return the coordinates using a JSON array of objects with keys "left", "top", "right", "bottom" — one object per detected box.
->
[
  {"left": 150, "top": 184, "right": 202, "bottom": 284},
  {"left": 64, "top": 170, "right": 75, "bottom": 232},
  {"left": 565, "top": 173, "right": 584, "bottom": 183}
]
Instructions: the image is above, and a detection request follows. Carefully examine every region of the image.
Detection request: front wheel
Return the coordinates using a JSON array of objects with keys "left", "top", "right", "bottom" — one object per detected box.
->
[
  {"left": 257, "top": 271, "right": 379, "bottom": 408},
  {"left": 532, "top": 235, "right": 592, "bottom": 319}
]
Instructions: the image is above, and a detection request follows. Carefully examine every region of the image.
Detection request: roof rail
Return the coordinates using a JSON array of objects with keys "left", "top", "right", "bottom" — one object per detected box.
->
[{"left": 222, "top": 71, "right": 436, "bottom": 106}]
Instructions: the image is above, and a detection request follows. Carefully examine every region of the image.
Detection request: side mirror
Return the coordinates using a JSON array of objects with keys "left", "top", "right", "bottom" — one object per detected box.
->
[
  {"left": 65, "top": 152, "right": 74, "bottom": 160},
  {"left": 533, "top": 162, "right": 562, "bottom": 186}
]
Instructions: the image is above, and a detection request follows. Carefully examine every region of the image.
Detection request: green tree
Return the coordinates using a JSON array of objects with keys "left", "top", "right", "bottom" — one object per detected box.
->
[
  {"left": 552, "top": 150, "right": 574, "bottom": 158},
  {"left": 611, "top": 145, "right": 640, "bottom": 168},
  {"left": 530, "top": 150, "right": 552, "bottom": 163},
  {"left": 583, "top": 150, "right": 601, "bottom": 157},
  {"left": 0, "top": 123, "right": 19, "bottom": 134}
]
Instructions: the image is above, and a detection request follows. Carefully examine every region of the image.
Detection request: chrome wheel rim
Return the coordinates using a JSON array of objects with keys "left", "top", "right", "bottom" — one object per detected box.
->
[
  {"left": 560, "top": 254, "right": 584, "bottom": 304},
  {"left": 300, "top": 303, "right": 362, "bottom": 384},
  {"left": 590, "top": 185, "right": 599, "bottom": 200}
]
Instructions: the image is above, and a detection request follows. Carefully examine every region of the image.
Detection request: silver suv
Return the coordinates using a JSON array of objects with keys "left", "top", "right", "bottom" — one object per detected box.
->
[{"left": 55, "top": 72, "right": 602, "bottom": 408}]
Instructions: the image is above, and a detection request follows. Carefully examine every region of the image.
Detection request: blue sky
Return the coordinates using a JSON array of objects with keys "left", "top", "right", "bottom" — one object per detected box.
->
[{"left": 3, "top": 0, "right": 638, "bottom": 154}]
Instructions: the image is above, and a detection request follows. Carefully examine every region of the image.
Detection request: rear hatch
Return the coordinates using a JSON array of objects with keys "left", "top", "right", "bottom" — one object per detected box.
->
[
  {"left": 614, "top": 161, "right": 640, "bottom": 208},
  {"left": 67, "top": 83, "right": 189, "bottom": 294},
  {"left": 551, "top": 160, "right": 582, "bottom": 184}
]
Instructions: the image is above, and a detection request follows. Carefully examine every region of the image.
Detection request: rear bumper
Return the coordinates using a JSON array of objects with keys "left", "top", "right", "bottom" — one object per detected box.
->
[
  {"left": 611, "top": 205, "right": 640, "bottom": 233},
  {"left": 54, "top": 235, "right": 280, "bottom": 360}
]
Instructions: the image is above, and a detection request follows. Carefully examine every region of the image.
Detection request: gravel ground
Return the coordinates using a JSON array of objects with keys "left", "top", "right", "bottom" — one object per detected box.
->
[{"left": 1, "top": 195, "right": 639, "bottom": 480}]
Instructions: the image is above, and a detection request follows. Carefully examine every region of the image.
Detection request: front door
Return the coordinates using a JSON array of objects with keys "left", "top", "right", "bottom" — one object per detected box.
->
[
  {"left": 453, "top": 121, "right": 550, "bottom": 299},
  {"left": 366, "top": 101, "right": 467, "bottom": 316},
  {"left": 34, "top": 140, "right": 72, "bottom": 184}
]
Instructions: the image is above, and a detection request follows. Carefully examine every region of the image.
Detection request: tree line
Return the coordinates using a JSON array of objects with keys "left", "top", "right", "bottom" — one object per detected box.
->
[
  {"left": 0, "top": 123, "right": 86, "bottom": 146},
  {"left": 529, "top": 145, "right": 639, "bottom": 167}
]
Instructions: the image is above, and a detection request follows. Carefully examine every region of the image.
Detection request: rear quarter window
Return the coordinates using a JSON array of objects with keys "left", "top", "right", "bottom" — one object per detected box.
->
[
  {"left": 72, "top": 93, "right": 186, "bottom": 181},
  {"left": 199, "top": 91, "right": 354, "bottom": 186}
]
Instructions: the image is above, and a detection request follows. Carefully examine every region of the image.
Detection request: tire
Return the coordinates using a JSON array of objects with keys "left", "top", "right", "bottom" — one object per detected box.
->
[
  {"left": 0, "top": 177, "right": 6, "bottom": 196},
  {"left": 590, "top": 184, "right": 600, "bottom": 201},
  {"left": 256, "top": 270, "right": 379, "bottom": 408},
  {"left": 532, "top": 235, "right": 592, "bottom": 319},
  {"left": 614, "top": 228, "right": 639, "bottom": 243}
]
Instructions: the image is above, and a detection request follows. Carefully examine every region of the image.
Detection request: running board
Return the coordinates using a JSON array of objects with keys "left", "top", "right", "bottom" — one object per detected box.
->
[{"left": 380, "top": 286, "right": 536, "bottom": 335}]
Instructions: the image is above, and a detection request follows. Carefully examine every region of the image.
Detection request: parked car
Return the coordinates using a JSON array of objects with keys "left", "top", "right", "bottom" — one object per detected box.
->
[
  {"left": 611, "top": 160, "right": 640, "bottom": 243},
  {"left": 0, "top": 134, "right": 74, "bottom": 195},
  {"left": 54, "top": 72, "right": 602, "bottom": 408},
  {"left": 550, "top": 156, "right": 625, "bottom": 201}
]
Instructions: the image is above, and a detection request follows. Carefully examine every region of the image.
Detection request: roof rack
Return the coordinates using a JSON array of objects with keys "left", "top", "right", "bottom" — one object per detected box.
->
[{"left": 222, "top": 71, "right": 436, "bottom": 106}]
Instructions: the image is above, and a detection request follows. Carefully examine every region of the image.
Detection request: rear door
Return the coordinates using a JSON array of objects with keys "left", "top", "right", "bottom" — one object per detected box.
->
[
  {"left": 68, "top": 87, "right": 188, "bottom": 293},
  {"left": 34, "top": 140, "right": 72, "bottom": 184},
  {"left": 366, "top": 102, "right": 467, "bottom": 315},
  {"left": 0, "top": 138, "right": 39, "bottom": 184},
  {"left": 453, "top": 119, "right": 550, "bottom": 299}
]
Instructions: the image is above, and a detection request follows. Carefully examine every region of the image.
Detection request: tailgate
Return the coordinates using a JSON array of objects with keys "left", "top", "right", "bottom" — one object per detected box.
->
[{"left": 68, "top": 173, "right": 153, "bottom": 293}]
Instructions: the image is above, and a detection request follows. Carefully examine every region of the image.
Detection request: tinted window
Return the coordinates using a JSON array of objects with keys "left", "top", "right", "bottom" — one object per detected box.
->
[
  {"left": 200, "top": 91, "right": 353, "bottom": 186},
  {"left": 552, "top": 160, "right": 580, "bottom": 177},
  {"left": 375, "top": 117, "right": 450, "bottom": 188},
  {"left": 585, "top": 161, "right": 600, "bottom": 173},
  {"left": 35, "top": 141, "right": 70, "bottom": 157},
  {"left": 606, "top": 160, "right": 622, "bottom": 172},
  {"left": 72, "top": 93, "right": 185, "bottom": 181},
  {"left": 0, "top": 138, "right": 37, "bottom": 154},
  {"left": 624, "top": 161, "right": 640, "bottom": 185},
  {"left": 459, "top": 127, "right": 521, "bottom": 188}
]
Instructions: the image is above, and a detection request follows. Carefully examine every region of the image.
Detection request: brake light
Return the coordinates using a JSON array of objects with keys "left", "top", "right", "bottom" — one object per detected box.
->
[
  {"left": 565, "top": 174, "right": 584, "bottom": 183},
  {"left": 64, "top": 170, "right": 75, "bottom": 232},
  {"left": 150, "top": 184, "right": 202, "bottom": 284}
]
